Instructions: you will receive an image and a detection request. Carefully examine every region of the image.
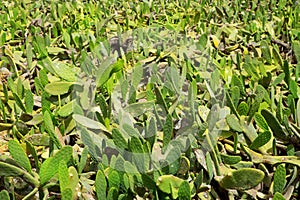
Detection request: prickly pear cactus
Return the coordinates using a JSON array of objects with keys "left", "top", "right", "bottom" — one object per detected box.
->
[
  {"left": 156, "top": 175, "right": 193, "bottom": 199},
  {"left": 219, "top": 168, "right": 265, "bottom": 190}
]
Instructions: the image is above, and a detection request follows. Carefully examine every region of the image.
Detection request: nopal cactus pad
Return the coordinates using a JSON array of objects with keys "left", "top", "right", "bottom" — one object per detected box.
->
[{"left": 220, "top": 168, "right": 265, "bottom": 190}]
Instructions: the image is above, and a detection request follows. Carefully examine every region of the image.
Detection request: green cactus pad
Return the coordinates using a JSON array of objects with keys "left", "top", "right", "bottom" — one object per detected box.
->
[
  {"left": 0, "top": 190, "right": 10, "bottom": 200},
  {"left": 39, "top": 146, "right": 72, "bottom": 185},
  {"left": 178, "top": 181, "right": 191, "bottom": 200},
  {"left": 8, "top": 139, "right": 31, "bottom": 172},
  {"left": 156, "top": 175, "right": 184, "bottom": 199},
  {"left": 220, "top": 168, "right": 265, "bottom": 190}
]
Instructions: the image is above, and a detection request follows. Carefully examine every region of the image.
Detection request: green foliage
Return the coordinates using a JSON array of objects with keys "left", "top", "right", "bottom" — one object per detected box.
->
[
  {"left": 163, "top": 114, "right": 173, "bottom": 148},
  {"left": 250, "top": 131, "right": 272, "bottom": 150},
  {"left": 226, "top": 114, "right": 243, "bottom": 132},
  {"left": 221, "top": 154, "right": 242, "bottom": 165},
  {"left": 8, "top": 139, "right": 31, "bottom": 172},
  {"left": 44, "top": 81, "right": 74, "bottom": 96},
  {"left": 39, "top": 146, "right": 72, "bottom": 185},
  {"left": 254, "top": 113, "right": 269, "bottom": 131},
  {"left": 261, "top": 109, "right": 289, "bottom": 141},
  {"left": 0, "top": 0, "right": 300, "bottom": 199},
  {"left": 95, "top": 170, "right": 107, "bottom": 200},
  {"left": 273, "top": 192, "right": 286, "bottom": 200},
  {"left": 178, "top": 181, "right": 191, "bottom": 200},
  {"left": 61, "top": 188, "right": 73, "bottom": 200},
  {"left": 58, "top": 160, "right": 70, "bottom": 192},
  {"left": 156, "top": 175, "right": 185, "bottom": 199},
  {"left": 220, "top": 168, "right": 265, "bottom": 190},
  {"left": 0, "top": 190, "right": 10, "bottom": 200},
  {"left": 273, "top": 164, "right": 286, "bottom": 194},
  {"left": 43, "top": 110, "right": 62, "bottom": 148}
]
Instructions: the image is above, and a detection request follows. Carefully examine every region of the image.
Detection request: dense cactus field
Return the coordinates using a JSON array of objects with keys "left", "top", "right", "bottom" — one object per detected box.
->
[{"left": 0, "top": 0, "right": 300, "bottom": 199}]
